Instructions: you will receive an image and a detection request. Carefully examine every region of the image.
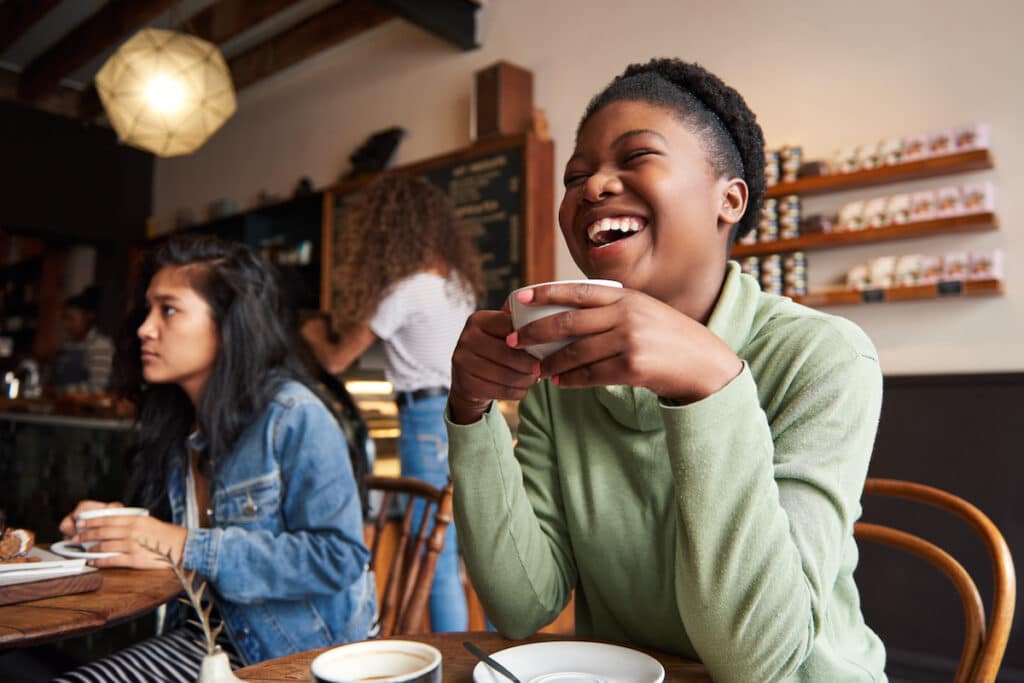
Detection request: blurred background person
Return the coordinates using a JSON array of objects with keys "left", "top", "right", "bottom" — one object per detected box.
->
[
  {"left": 51, "top": 285, "right": 113, "bottom": 394},
  {"left": 302, "top": 173, "right": 484, "bottom": 632}
]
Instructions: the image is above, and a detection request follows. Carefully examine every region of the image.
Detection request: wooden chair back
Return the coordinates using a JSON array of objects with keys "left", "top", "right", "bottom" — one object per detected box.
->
[
  {"left": 363, "top": 474, "right": 454, "bottom": 636},
  {"left": 855, "top": 477, "right": 1015, "bottom": 683}
]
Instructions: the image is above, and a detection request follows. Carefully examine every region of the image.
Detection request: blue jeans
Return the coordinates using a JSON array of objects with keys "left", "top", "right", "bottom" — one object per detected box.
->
[{"left": 398, "top": 395, "right": 468, "bottom": 632}]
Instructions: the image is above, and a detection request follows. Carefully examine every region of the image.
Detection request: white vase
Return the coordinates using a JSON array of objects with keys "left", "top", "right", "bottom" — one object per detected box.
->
[{"left": 198, "top": 649, "right": 243, "bottom": 683}]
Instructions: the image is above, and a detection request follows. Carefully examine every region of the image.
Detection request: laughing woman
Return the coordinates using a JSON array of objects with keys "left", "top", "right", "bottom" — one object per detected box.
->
[{"left": 55, "top": 236, "right": 376, "bottom": 682}]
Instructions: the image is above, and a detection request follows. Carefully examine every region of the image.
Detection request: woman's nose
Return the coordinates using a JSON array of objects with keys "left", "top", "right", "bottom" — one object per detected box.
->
[
  {"left": 583, "top": 169, "right": 623, "bottom": 203},
  {"left": 137, "top": 312, "right": 156, "bottom": 339}
]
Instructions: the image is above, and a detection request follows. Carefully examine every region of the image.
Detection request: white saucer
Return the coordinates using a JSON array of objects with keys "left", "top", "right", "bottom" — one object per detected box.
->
[
  {"left": 50, "top": 540, "right": 121, "bottom": 560},
  {"left": 472, "top": 641, "right": 664, "bottom": 683}
]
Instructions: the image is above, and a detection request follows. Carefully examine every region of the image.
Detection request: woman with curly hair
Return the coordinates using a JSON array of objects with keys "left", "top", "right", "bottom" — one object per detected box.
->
[
  {"left": 303, "top": 173, "right": 483, "bottom": 632},
  {"left": 446, "top": 57, "right": 886, "bottom": 681}
]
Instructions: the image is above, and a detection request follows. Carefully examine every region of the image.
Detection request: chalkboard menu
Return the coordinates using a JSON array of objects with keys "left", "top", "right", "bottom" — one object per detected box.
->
[{"left": 323, "top": 133, "right": 554, "bottom": 314}]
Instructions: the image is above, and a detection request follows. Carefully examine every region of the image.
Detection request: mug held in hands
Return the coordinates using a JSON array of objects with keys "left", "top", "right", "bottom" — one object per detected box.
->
[
  {"left": 75, "top": 507, "right": 150, "bottom": 550},
  {"left": 508, "top": 279, "right": 622, "bottom": 359}
]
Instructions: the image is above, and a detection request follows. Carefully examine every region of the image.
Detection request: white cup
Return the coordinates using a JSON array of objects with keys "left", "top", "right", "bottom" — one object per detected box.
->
[
  {"left": 508, "top": 279, "right": 622, "bottom": 359},
  {"left": 310, "top": 640, "right": 442, "bottom": 683},
  {"left": 75, "top": 507, "right": 150, "bottom": 548}
]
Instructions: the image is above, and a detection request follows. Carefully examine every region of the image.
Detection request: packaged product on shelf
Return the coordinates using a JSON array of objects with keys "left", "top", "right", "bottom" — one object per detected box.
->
[
  {"left": 857, "top": 141, "right": 883, "bottom": 171},
  {"left": 919, "top": 256, "right": 943, "bottom": 285},
  {"left": 782, "top": 251, "right": 807, "bottom": 290},
  {"left": 953, "top": 123, "right": 990, "bottom": 152},
  {"left": 927, "top": 129, "right": 954, "bottom": 157},
  {"left": 760, "top": 254, "right": 783, "bottom": 295},
  {"left": 838, "top": 201, "right": 866, "bottom": 231},
  {"left": 738, "top": 228, "right": 758, "bottom": 246},
  {"left": 910, "top": 191, "right": 936, "bottom": 221},
  {"left": 863, "top": 197, "right": 890, "bottom": 228},
  {"left": 797, "top": 160, "right": 829, "bottom": 178},
  {"left": 835, "top": 146, "right": 861, "bottom": 174},
  {"left": 780, "top": 145, "right": 802, "bottom": 183},
  {"left": 935, "top": 186, "right": 962, "bottom": 217},
  {"left": 868, "top": 256, "right": 897, "bottom": 289},
  {"left": 880, "top": 138, "right": 904, "bottom": 166},
  {"left": 759, "top": 217, "right": 779, "bottom": 242},
  {"left": 894, "top": 254, "right": 924, "bottom": 286},
  {"left": 941, "top": 252, "right": 969, "bottom": 281},
  {"left": 846, "top": 263, "right": 870, "bottom": 290},
  {"left": 886, "top": 194, "right": 912, "bottom": 225},
  {"left": 902, "top": 134, "right": 928, "bottom": 162},
  {"left": 761, "top": 197, "right": 778, "bottom": 219},
  {"left": 764, "top": 149, "right": 781, "bottom": 186},
  {"left": 740, "top": 256, "right": 760, "bottom": 280},
  {"left": 961, "top": 181, "right": 994, "bottom": 214},
  {"left": 968, "top": 249, "right": 1003, "bottom": 281},
  {"left": 800, "top": 214, "right": 835, "bottom": 234}
]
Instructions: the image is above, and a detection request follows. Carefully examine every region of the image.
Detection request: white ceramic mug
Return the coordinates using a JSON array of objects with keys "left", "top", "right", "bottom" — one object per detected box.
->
[
  {"left": 75, "top": 507, "right": 150, "bottom": 549},
  {"left": 311, "top": 640, "right": 442, "bottom": 683},
  {"left": 508, "top": 279, "right": 623, "bottom": 359}
]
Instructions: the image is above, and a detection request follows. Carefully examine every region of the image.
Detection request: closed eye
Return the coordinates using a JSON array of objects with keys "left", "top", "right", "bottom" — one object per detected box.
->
[
  {"left": 624, "top": 149, "right": 657, "bottom": 163},
  {"left": 563, "top": 172, "right": 589, "bottom": 187}
]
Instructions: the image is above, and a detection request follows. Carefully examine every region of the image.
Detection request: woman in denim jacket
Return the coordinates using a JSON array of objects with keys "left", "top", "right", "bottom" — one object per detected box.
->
[{"left": 57, "top": 236, "right": 376, "bottom": 681}]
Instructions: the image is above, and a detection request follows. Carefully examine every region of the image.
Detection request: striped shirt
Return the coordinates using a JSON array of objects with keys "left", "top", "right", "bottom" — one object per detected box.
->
[{"left": 369, "top": 272, "right": 475, "bottom": 392}]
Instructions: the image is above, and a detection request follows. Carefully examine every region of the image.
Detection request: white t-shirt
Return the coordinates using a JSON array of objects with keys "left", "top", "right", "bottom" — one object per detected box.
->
[{"left": 369, "top": 272, "right": 475, "bottom": 392}]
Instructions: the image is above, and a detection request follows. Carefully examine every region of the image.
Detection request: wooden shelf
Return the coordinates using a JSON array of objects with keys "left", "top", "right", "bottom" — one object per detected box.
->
[
  {"left": 732, "top": 212, "right": 998, "bottom": 257},
  {"left": 765, "top": 149, "right": 993, "bottom": 198},
  {"left": 794, "top": 278, "right": 1003, "bottom": 307}
]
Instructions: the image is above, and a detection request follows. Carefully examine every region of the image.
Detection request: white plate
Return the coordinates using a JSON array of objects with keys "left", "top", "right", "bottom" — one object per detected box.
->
[
  {"left": 472, "top": 641, "right": 665, "bottom": 683},
  {"left": 0, "top": 564, "right": 95, "bottom": 586},
  {"left": 50, "top": 540, "right": 121, "bottom": 560},
  {"left": 0, "top": 547, "right": 87, "bottom": 573}
]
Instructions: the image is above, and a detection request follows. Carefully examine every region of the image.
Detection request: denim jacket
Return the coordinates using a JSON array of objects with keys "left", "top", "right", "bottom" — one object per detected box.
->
[{"left": 165, "top": 380, "right": 376, "bottom": 665}]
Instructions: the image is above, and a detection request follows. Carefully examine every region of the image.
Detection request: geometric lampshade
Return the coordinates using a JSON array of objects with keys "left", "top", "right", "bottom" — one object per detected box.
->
[{"left": 95, "top": 28, "right": 236, "bottom": 157}]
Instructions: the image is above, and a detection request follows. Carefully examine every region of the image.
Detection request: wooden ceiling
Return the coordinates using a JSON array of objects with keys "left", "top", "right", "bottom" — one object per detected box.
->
[{"left": 0, "top": 0, "right": 481, "bottom": 123}]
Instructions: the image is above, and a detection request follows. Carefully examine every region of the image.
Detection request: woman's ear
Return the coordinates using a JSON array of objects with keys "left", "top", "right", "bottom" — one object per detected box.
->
[{"left": 717, "top": 177, "right": 749, "bottom": 231}]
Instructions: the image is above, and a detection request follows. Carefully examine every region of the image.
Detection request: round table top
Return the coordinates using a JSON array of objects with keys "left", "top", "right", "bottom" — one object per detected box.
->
[
  {"left": 235, "top": 631, "right": 712, "bottom": 682},
  {"left": 0, "top": 565, "right": 180, "bottom": 649}
]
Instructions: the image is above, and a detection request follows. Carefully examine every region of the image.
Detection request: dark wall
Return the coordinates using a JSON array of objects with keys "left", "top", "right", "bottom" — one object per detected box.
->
[
  {"left": 0, "top": 101, "right": 152, "bottom": 241},
  {"left": 857, "top": 373, "right": 1023, "bottom": 681}
]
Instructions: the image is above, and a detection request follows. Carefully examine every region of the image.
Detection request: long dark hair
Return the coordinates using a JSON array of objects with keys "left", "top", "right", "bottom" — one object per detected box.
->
[{"left": 117, "top": 235, "right": 368, "bottom": 515}]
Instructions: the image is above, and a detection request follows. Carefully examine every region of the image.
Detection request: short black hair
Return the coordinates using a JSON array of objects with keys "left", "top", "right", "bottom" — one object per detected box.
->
[{"left": 579, "top": 58, "right": 765, "bottom": 242}]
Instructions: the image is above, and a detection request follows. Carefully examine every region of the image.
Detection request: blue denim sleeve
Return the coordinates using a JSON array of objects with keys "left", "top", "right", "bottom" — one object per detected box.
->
[{"left": 183, "top": 399, "right": 369, "bottom": 603}]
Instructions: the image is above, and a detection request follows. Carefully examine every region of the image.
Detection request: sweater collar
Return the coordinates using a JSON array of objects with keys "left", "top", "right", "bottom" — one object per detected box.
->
[{"left": 594, "top": 261, "right": 758, "bottom": 431}]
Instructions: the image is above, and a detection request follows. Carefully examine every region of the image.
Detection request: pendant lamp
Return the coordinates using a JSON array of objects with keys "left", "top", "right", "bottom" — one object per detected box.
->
[{"left": 95, "top": 28, "right": 236, "bottom": 157}]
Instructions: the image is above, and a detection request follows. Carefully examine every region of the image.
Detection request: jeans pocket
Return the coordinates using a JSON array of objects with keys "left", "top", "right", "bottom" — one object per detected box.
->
[{"left": 416, "top": 432, "right": 448, "bottom": 465}]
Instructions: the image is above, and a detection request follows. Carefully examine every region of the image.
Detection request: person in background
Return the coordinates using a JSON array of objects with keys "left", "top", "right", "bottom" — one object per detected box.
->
[
  {"left": 55, "top": 236, "right": 375, "bottom": 682},
  {"left": 445, "top": 57, "right": 886, "bottom": 682},
  {"left": 51, "top": 286, "right": 113, "bottom": 394},
  {"left": 302, "top": 173, "right": 484, "bottom": 632}
]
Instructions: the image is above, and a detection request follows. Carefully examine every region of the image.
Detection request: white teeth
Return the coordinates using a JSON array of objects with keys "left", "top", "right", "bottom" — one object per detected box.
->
[{"left": 586, "top": 216, "right": 645, "bottom": 242}]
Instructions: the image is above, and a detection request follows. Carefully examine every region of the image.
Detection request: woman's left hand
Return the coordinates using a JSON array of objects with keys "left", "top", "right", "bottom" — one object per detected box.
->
[
  {"left": 511, "top": 283, "right": 743, "bottom": 404},
  {"left": 74, "top": 515, "right": 188, "bottom": 569}
]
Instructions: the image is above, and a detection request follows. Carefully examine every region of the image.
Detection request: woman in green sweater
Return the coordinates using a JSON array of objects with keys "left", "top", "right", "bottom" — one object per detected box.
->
[{"left": 446, "top": 58, "right": 887, "bottom": 682}]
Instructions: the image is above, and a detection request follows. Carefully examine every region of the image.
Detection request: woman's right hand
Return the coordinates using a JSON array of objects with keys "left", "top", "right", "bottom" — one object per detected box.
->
[
  {"left": 59, "top": 500, "right": 123, "bottom": 539},
  {"left": 449, "top": 309, "right": 538, "bottom": 424}
]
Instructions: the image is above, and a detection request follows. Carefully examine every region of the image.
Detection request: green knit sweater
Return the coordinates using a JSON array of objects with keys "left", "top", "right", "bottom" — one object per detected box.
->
[{"left": 446, "top": 262, "right": 887, "bottom": 682}]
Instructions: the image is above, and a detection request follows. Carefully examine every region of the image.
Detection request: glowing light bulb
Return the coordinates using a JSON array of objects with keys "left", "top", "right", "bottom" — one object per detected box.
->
[{"left": 145, "top": 74, "right": 186, "bottom": 114}]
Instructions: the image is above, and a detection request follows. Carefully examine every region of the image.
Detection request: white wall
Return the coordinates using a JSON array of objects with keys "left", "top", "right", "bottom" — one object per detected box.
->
[{"left": 153, "top": 0, "right": 1024, "bottom": 375}]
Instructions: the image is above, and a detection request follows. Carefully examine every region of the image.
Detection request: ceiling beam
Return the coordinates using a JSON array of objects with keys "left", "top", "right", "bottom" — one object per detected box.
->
[
  {"left": 0, "top": 0, "right": 63, "bottom": 53},
  {"left": 370, "top": 0, "right": 479, "bottom": 50},
  {"left": 229, "top": 0, "right": 395, "bottom": 93},
  {"left": 0, "top": 68, "right": 79, "bottom": 120},
  {"left": 78, "top": 0, "right": 306, "bottom": 121},
  {"left": 18, "top": 0, "right": 177, "bottom": 102}
]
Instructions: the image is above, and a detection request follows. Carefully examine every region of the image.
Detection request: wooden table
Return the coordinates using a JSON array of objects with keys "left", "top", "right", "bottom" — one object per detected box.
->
[
  {"left": 0, "top": 566, "right": 181, "bottom": 649},
  {"left": 236, "top": 631, "right": 712, "bottom": 682}
]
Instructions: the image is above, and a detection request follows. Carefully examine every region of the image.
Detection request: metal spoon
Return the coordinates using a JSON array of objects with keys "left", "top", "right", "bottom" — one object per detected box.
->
[{"left": 463, "top": 641, "right": 521, "bottom": 683}]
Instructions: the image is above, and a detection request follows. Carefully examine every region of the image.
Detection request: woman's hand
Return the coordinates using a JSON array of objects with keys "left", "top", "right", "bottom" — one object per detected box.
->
[
  {"left": 449, "top": 308, "right": 539, "bottom": 424},
  {"left": 59, "top": 500, "right": 123, "bottom": 539},
  {"left": 73, "top": 514, "right": 188, "bottom": 569},
  {"left": 511, "top": 283, "right": 742, "bottom": 404}
]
